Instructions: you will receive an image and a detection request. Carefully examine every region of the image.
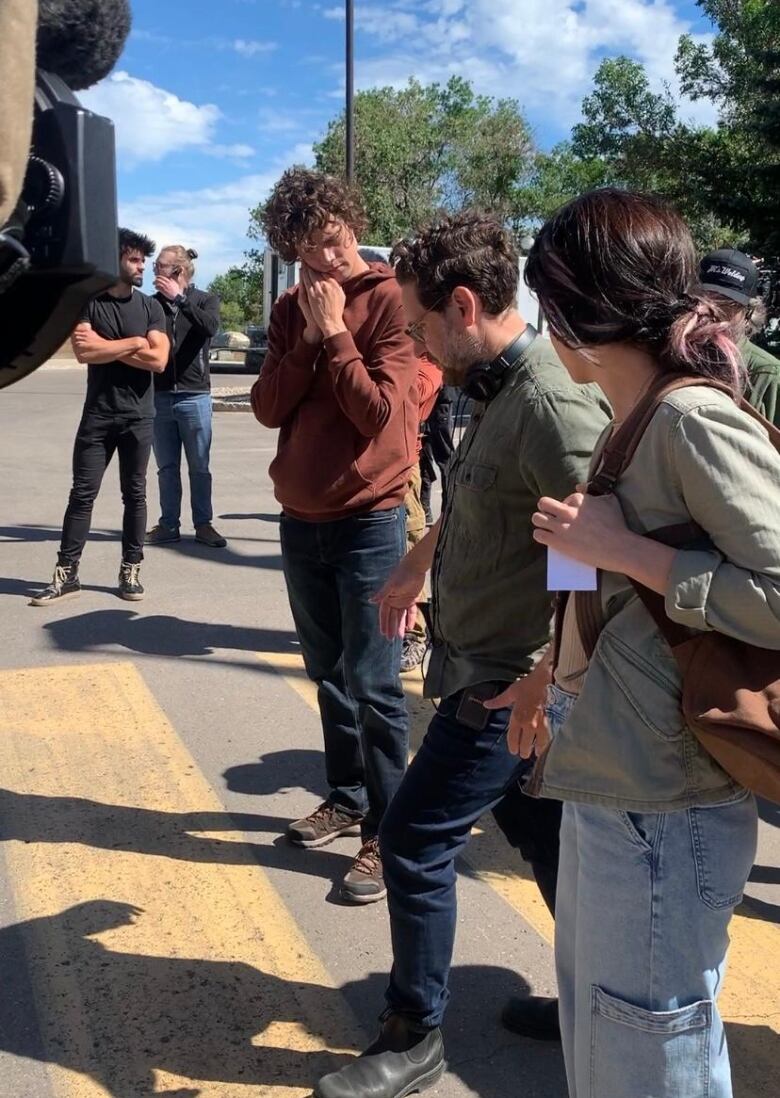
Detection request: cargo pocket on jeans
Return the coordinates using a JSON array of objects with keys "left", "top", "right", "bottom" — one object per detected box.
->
[{"left": 590, "top": 986, "right": 712, "bottom": 1098}]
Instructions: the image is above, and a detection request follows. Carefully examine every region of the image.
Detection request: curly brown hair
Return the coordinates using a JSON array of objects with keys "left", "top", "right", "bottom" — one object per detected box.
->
[
  {"left": 391, "top": 211, "right": 519, "bottom": 316},
  {"left": 261, "top": 168, "right": 368, "bottom": 263}
]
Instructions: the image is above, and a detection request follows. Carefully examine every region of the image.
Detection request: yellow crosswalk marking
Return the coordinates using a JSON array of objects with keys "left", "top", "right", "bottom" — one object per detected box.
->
[
  {"left": 257, "top": 649, "right": 780, "bottom": 1097},
  {"left": 0, "top": 662, "right": 362, "bottom": 1098}
]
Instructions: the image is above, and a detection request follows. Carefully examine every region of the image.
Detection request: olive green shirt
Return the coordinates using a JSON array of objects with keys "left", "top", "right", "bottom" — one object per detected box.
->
[
  {"left": 426, "top": 337, "right": 610, "bottom": 700},
  {"left": 742, "top": 338, "right": 780, "bottom": 427}
]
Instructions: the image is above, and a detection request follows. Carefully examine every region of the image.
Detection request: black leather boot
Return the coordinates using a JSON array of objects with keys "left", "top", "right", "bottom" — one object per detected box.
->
[
  {"left": 501, "top": 994, "right": 561, "bottom": 1040},
  {"left": 315, "top": 1013, "right": 446, "bottom": 1098}
]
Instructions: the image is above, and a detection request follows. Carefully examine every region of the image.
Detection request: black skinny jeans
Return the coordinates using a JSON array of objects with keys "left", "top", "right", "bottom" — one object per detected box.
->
[{"left": 58, "top": 410, "right": 154, "bottom": 566}]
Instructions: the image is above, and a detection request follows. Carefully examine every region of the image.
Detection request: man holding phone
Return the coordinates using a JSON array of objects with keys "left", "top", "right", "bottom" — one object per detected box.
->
[
  {"left": 314, "top": 213, "right": 608, "bottom": 1098},
  {"left": 145, "top": 244, "right": 225, "bottom": 549},
  {"left": 251, "top": 168, "right": 418, "bottom": 904}
]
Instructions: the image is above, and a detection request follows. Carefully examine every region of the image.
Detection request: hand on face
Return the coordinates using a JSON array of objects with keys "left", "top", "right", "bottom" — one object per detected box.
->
[
  {"left": 154, "top": 275, "right": 180, "bottom": 301},
  {"left": 297, "top": 275, "right": 322, "bottom": 345},
  {"left": 299, "top": 265, "right": 346, "bottom": 340}
]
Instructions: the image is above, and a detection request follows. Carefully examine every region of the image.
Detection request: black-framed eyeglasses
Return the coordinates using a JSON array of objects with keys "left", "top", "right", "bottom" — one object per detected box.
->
[
  {"left": 153, "top": 261, "right": 176, "bottom": 273},
  {"left": 404, "top": 293, "right": 448, "bottom": 344}
]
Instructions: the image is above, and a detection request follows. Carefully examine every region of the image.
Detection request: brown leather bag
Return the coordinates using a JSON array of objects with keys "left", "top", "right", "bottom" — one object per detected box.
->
[{"left": 576, "top": 374, "right": 780, "bottom": 804}]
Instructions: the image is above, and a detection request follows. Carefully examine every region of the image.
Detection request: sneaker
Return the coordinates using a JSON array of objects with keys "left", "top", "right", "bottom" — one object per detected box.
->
[
  {"left": 401, "top": 634, "right": 427, "bottom": 673},
  {"left": 341, "top": 837, "right": 387, "bottom": 904},
  {"left": 315, "top": 1013, "right": 445, "bottom": 1098},
  {"left": 501, "top": 995, "right": 561, "bottom": 1041},
  {"left": 29, "top": 563, "right": 80, "bottom": 606},
  {"left": 287, "top": 801, "right": 363, "bottom": 848},
  {"left": 146, "top": 523, "right": 180, "bottom": 545},
  {"left": 195, "top": 523, "right": 227, "bottom": 548},
  {"left": 118, "top": 561, "right": 144, "bottom": 601}
]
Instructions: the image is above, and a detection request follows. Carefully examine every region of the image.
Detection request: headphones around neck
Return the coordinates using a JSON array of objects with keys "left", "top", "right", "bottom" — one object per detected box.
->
[{"left": 462, "top": 325, "right": 538, "bottom": 402}]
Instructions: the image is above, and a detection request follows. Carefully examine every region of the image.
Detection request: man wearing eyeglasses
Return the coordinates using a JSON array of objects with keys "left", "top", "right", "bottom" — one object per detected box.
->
[
  {"left": 315, "top": 212, "right": 609, "bottom": 1098},
  {"left": 146, "top": 245, "right": 226, "bottom": 549},
  {"left": 251, "top": 168, "right": 418, "bottom": 904}
]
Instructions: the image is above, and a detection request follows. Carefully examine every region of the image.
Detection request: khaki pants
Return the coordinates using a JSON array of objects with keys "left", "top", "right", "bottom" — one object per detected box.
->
[{"left": 404, "top": 463, "right": 428, "bottom": 643}]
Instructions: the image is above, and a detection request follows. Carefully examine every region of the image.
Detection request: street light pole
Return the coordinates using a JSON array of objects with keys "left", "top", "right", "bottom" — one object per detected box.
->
[{"left": 345, "top": 0, "right": 355, "bottom": 183}]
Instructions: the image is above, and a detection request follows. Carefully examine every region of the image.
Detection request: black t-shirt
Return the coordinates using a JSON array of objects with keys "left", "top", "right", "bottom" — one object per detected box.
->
[{"left": 81, "top": 290, "right": 167, "bottom": 417}]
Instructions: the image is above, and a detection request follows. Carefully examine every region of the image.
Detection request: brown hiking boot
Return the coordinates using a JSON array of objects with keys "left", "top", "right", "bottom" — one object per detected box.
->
[
  {"left": 341, "top": 837, "right": 386, "bottom": 904},
  {"left": 287, "top": 801, "right": 363, "bottom": 849}
]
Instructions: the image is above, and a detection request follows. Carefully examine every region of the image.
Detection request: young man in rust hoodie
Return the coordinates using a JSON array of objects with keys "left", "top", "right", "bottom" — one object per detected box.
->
[{"left": 251, "top": 169, "right": 417, "bottom": 904}]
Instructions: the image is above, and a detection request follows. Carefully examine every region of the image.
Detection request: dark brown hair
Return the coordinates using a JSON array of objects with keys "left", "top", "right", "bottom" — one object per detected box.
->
[
  {"left": 524, "top": 189, "right": 744, "bottom": 390},
  {"left": 261, "top": 168, "right": 367, "bottom": 263},
  {"left": 391, "top": 211, "right": 519, "bottom": 316},
  {"left": 118, "top": 228, "right": 155, "bottom": 259}
]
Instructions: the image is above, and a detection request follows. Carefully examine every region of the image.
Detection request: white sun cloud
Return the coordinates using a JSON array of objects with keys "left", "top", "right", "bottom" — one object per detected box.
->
[
  {"left": 233, "top": 38, "right": 277, "bottom": 58},
  {"left": 206, "top": 143, "right": 257, "bottom": 161},
  {"left": 120, "top": 144, "right": 316, "bottom": 289},
  {"left": 80, "top": 72, "right": 221, "bottom": 166},
  {"left": 322, "top": 0, "right": 717, "bottom": 132}
]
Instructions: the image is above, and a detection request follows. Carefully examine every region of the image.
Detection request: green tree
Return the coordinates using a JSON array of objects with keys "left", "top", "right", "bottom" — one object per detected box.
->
[
  {"left": 675, "top": 0, "right": 780, "bottom": 251},
  {"left": 571, "top": 56, "right": 739, "bottom": 247},
  {"left": 521, "top": 53, "right": 742, "bottom": 251},
  {"left": 311, "top": 76, "right": 535, "bottom": 242},
  {"left": 514, "top": 142, "right": 611, "bottom": 226},
  {"left": 208, "top": 264, "right": 263, "bottom": 332},
  {"left": 572, "top": 56, "right": 677, "bottom": 171}
]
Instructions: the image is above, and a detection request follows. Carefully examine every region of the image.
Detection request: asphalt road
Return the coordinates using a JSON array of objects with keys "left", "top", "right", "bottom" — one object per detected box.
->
[{"left": 0, "top": 365, "right": 777, "bottom": 1098}]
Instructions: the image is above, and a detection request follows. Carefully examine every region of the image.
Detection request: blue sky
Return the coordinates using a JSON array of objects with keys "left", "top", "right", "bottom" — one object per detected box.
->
[{"left": 81, "top": 0, "right": 716, "bottom": 288}]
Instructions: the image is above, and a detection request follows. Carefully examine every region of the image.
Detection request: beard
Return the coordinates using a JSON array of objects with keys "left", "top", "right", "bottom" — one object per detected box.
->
[{"left": 440, "top": 330, "right": 491, "bottom": 387}]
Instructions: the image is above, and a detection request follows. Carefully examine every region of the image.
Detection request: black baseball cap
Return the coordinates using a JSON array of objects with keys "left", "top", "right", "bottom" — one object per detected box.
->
[{"left": 699, "top": 249, "right": 759, "bottom": 306}]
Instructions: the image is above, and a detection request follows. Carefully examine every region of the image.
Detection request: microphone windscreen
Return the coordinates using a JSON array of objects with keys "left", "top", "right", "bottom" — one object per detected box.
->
[
  {"left": 0, "top": 0, "right": 37, "bottom": 227},
  {"left": 37, "top": 0, "right": 131, "bottom": 91}
]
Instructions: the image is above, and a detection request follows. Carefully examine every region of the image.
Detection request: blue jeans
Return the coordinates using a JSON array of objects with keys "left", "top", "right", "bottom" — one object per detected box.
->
[
  {"left": 153, "top": 392, "right": 213, "bottom": 529},
  {"left": 549, "top": 686, "right": 759, "bottom": 1098},
  {"left": 279, "top": 508, "right": 409, "bottom": 839},
  {"left": 379, "top": 686, "right": 561, "bottom": 1028}
]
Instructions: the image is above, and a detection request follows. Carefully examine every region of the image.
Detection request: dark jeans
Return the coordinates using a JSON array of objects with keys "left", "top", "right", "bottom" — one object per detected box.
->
[
  {"left": 379, "top": 686, "right": 562, "bottom": 1028},
  {"left": 279, "top": 507, "right": 409, "bottom": 839},
  {"left": 153, "top": 391, "right": 213, "bottom": 529},
  {"left": 59, "top": 410, "right": 153, "bottom": 566}
]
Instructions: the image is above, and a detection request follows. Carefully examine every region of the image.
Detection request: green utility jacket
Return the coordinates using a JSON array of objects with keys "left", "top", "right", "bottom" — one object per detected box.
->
[
  {"left": 743, "top": 338, "right": 780, "bottom": 427},
  {"left": 535, "top": 384, "right": 780, "bottom": 811},
  {"left": 426, "top": 337, "right": 609, "bottom": 700}
]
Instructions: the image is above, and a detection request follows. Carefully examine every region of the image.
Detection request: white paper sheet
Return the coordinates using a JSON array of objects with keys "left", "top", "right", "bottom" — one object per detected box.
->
[{"left": 546, "top": 548, "right": 598, "bottom": 592}]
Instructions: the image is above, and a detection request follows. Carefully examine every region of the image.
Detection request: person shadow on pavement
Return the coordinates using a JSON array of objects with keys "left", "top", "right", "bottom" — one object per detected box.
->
[
  {"left": 0, "top": 900, "right": 357, "bottom": 1097},
  {"left": 41, "top": 609, "right": 298, "bottom": 658},
  {"left": 0, "top": 899, "right": 569, "bottom": 1098},
  {"left": 224, "top": 749, "right": 324, "bottom": 799},
  {"left": 0, "top": 786, "right": 353, "bottom": 883}
]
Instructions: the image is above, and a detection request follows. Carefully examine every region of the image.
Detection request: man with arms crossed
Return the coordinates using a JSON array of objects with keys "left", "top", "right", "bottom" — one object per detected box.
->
[
  {"left": 315, "top": 212, "right": 608, "bottom": 1098},
  {"left": 251, "top": 169, "right": 417, "bottom": 903},
  {"left": 31, "top": 229, "right": 169, "bottom": 605}
]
